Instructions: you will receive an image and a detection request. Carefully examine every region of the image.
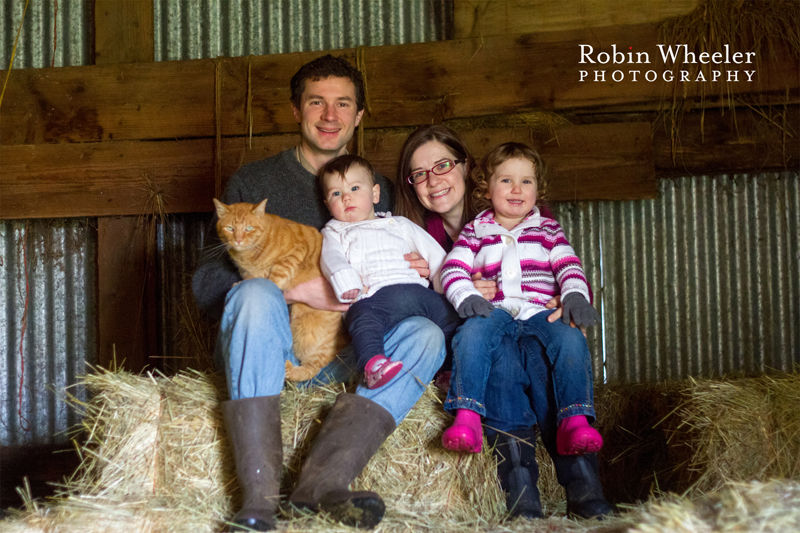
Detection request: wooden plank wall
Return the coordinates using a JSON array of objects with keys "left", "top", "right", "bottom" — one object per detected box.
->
[
  {"left": 2, "top": 22, "right": 799, "bottom": 218},
  {"left": 453, "top": 0, "right": 700, "bottom": 38}
]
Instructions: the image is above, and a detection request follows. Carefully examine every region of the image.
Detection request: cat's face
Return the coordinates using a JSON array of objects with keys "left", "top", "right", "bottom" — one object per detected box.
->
[{"left": 213, "top": 199, "right": 268, "bottom": 252}]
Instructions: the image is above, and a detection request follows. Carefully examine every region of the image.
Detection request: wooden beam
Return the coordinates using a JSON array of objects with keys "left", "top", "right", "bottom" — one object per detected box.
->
[
  {"left": 95, "top": 0, "right": 154, "bottom": 64},
  {"left": 454, "top": 0, "right": 700, "bottom": 39},
  {"left": 0, "top": 121, "right": 655, "bottom": 219},
  {"left": 97, "top": 217, "right": 157, "bottom": 372},
  {"left": 652, "top": 105, "right": 800, "bottom": 176},
  {"left": 2, "top": 23, "right": 797, "bottom": 145},
  {"left": 0, "top": 139, "right": 217, "bottom": 218},
  {"left": 3, "top": 104, "right": 797, "bottom": 219},
  {"left": 95, "top": 0, "right": 156, "bottom": 374}
]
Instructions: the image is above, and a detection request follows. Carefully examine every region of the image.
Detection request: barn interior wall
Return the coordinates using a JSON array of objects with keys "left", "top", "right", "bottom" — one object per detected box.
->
[{"left": 1, "top": 1, "right": 798, "bottom": 454}]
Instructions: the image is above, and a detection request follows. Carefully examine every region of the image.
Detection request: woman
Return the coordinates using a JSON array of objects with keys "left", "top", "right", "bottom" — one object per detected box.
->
[{"left": 394, "top": 125, "right": 614, "bottom": 520}]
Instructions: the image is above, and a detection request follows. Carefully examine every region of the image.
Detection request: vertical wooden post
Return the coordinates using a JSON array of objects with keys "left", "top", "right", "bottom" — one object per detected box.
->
[{"left": 95, "top": 0, "right": 157, "bottom": 372}]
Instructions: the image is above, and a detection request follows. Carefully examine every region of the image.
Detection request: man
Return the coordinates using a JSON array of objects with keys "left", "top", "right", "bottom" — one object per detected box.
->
[{"left": 192, "top": 55, "right": 445, "bottom": 531}]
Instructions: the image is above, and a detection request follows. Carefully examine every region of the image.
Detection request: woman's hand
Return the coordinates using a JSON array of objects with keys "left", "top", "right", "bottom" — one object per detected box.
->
[
  {"left": 471, "top": 272, "right": 497, "bottom": 301},
  {"left": 546, "top": 294, "right": 587, "bottom": 336},
  {"left": 405, "top": 252, "right": 430, "bottom": 279},
  {"left": 545, "top": 295, "right": 563, "bottom": 322},
  {"left": 283, "top": 276, "right": 350, "bottom": 312}
]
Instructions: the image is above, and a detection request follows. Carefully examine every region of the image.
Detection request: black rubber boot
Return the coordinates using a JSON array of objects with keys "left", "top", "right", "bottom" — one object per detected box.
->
[
  {"left": 551, "top": 452, "right": 615, "bottom": 519},
  {"left": 221, "top": 395, "right": 283, "bottom": 532},
  {"left": 288, "top": 393, "right": 396, "bottom": 529},
  {"left": 489, "top": 428, "right": 544, "bottom": 519}
]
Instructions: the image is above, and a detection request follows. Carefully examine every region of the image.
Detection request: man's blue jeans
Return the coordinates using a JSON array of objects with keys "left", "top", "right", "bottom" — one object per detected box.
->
[
  {"left": 216, "top": 278, "right": 446, "bottom": 425},
  {"left": 444, "top": 308, "right": 596, "bottom": 434}
]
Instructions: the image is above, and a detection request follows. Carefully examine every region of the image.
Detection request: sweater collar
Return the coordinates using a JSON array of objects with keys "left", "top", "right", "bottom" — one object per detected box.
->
[{"left": 474, "top": 207, "right": 541, "bottom": 237}]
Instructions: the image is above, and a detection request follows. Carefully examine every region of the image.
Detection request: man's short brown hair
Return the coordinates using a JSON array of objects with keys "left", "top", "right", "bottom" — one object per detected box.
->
[{"left": 290, "top": 54, "right": 365, "bottom": 111}]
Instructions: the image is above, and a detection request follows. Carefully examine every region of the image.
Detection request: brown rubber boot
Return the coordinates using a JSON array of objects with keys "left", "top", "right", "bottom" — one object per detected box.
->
[
  {"left": 221, "top": 395, "right": 283, "bottom": 532},
  {"left": 288, "top": 393, "right": 396, "bottom": 529}
]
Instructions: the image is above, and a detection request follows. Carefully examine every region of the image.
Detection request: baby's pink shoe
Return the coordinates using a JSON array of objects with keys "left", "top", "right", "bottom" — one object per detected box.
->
[
  {"left": 556, "top": 415, "right": 603, "bottom": 455},
  {"left": 364, "top": 355, "right": 403, "bottom": 389},
  {"left": 442, "top": 409, "right": 483, "bottom": 453}
]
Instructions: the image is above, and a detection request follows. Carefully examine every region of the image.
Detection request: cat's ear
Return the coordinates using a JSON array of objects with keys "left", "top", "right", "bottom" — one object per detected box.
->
[
  {"left": 213, "top": 198, "right": 228, "bottom": 219},
  {"left": 253, "top": 198, "right": 268, "bottom": 215}
]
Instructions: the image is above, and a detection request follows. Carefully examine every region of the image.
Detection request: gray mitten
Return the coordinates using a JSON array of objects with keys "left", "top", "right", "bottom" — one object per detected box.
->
[
  {"left": 561, "top": 293, "right": 600, "bottom": 328},
  {"left": 457, "top": 295, "right": 495, "bottom": 319}
]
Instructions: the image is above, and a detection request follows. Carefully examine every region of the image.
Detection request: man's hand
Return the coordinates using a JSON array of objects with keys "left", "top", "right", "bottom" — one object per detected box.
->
[
  {"left": 405, "top": 252, "right": 430, "bottom": 279},
  {"left": 283, "top": 276, "right": 350, "bottom": 312},
  {"left": 471, "top": 272, "right": 498, "bottom": 301}
]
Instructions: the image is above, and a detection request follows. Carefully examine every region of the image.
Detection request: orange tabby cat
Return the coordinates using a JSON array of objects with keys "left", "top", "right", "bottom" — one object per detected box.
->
[{"left": 214, "top": 198, "right": 349, "bottom": 382}]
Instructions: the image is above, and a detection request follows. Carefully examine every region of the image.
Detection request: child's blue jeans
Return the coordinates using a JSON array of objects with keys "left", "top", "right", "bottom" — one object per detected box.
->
[
  {"left": 444, "top": 308, "right": 596, "bottom": 433},
  {"left": 345, "top": 283, "right": 460, "bottom": 371}
]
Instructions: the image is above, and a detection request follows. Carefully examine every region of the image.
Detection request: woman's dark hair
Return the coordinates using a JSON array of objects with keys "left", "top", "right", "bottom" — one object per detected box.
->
[
  {"left": 394, "top": 125, "right": 477, "bottom": 228},
  {"left": 471, "top": 142, "right": 548, "bottom": 213},
  {"left": 290, "top": 54, "right": 365, "bottom": 112}
]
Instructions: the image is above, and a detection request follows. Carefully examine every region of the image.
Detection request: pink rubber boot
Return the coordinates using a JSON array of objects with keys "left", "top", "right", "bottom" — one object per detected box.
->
[
  {"left": 441, "top": 409, "right": 483, "bottom": 453},
  {"left": 556, "top": 415, "right": 603, "bottom": 455},
  {"left": 364, "top": 355, "right": 403, "bottom": 389}
]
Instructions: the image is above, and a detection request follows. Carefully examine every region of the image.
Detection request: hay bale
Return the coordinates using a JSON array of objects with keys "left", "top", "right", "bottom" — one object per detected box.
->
[
  {"left": 625, "top": 479, "right": 800, "bottom": 533},
  {"left": 5, "top": 369, "right": 800, "bottom": 533},
  {"left": 593, "top": 373, "right": 800, "bottom": 500},
  {"left": 4, "top": 369, "right": 510, "bottom": 532},
  {"left": 671, "top": 374, "right": 800, "bottom": 493}
]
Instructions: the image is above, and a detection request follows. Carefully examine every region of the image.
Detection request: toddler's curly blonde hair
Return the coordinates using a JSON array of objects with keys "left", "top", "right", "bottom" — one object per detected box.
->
[{"left": 470, "top": 142, "right": 548, "bottom": 214}]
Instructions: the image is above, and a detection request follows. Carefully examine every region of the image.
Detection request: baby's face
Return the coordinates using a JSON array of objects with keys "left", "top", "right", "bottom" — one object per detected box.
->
[{"left": 323, "top": 165, "right": 380, "bottom": 223}]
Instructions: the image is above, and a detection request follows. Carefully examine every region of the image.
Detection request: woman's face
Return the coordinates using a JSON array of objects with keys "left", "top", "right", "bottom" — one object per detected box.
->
[{"left": 410, "top": 140, "right": 467, "bottom": 220}]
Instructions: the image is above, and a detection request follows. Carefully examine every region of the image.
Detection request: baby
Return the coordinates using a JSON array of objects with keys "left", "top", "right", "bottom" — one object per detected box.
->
[{"left": 319, "top": 154, "right": 460, "bottom": 389}]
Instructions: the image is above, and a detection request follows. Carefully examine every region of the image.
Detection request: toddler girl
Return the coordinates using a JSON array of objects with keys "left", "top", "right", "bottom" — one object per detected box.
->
[{"left": 440, "top": 142, "right": 603, "bottom": 458}]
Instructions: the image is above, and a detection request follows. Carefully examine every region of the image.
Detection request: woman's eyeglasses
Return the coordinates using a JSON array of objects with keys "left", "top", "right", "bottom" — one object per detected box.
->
[{"left": 406, "top": 159, "right": 464, "bottom": 185}]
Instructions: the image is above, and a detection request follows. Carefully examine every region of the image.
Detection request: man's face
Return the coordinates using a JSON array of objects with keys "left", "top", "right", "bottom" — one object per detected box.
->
[{"left": 292, "top": 76, "right": 364, "bottom": 158}]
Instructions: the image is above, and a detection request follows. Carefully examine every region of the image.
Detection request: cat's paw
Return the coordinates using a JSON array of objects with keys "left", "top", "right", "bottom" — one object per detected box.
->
[{"left": 285, "top": 360, "right": 319, "bottom": 382}]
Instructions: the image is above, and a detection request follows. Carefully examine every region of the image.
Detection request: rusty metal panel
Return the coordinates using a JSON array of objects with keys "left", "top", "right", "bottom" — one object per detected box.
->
[
  {"left": 0, "top": 220, "right": 97, "bottom": 446},
  {"left": 0, "top": 0, "right": 92, "bottom": 69},
  {"left": 552, "top": 171, "right": 800, "bottom": 384},
  {"left": 153, "top": 0, "right": 451, "bottom": 60}
]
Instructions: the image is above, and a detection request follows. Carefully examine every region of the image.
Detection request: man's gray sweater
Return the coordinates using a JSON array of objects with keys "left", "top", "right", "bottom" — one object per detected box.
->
[{"left": 192, "top": 148, "right": 393, "bottom": 320}]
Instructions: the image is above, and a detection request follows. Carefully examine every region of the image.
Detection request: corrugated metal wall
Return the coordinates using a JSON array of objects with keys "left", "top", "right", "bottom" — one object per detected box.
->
[
  {"left": 552, "top": 171, "right": 800, "bottom": 384},
  {"left": 1, "top": 1, "right": 94, "bottom": 446},
  {"left": 153, "top": 0, "right": 451, "bottom": 59},
  {"left": 0, "top": 0, "right": 92, "bottom": 69},
  {"left": 0, "top": 220, "right": 96, "bottom": 446}
]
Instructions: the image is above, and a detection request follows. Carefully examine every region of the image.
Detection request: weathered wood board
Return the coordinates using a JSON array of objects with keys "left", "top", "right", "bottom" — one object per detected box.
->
[
  {"left": 1, "top": 121, "right": 655, "bottom": 218},
  {"left": 454, "top": 0, "right": 700, "bottom": 39},
  {"left": 2, "top": 23, "right": 797, "bottom": 145}
]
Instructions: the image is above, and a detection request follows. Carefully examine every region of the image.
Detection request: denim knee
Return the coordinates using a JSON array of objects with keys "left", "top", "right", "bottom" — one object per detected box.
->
[{"left": 225, "top": 278, "right": 285, "bottom": 316}]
